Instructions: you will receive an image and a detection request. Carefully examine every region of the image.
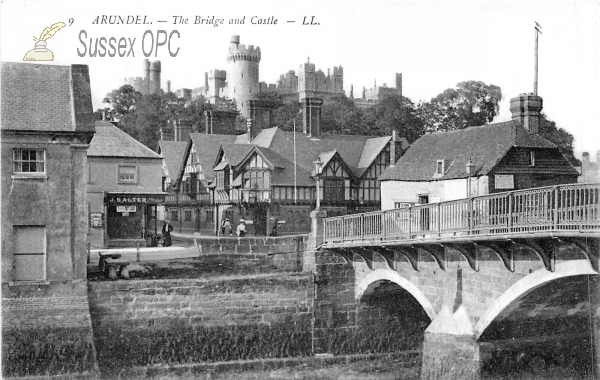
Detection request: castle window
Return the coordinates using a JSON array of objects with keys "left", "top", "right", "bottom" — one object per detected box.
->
[
  {"left": 529, "top": 151, "right": 536, "bottom": 166},
  {"left": 13, "top": 148, "right": 45, "bottom": 174}
]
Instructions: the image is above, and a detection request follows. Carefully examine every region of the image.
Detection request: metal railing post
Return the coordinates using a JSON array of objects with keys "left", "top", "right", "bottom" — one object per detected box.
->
[
  {"left": 437, "top": 203, "right": 442, "bottom": 237},
  {"left": 361, "top": 214, "right": 365, "bottom": 241},
  {"left": 408, "top": 207, "right": 412, "bottom": 236},
  {"left": 508, "top": 192, "right": 513, "bottom": 233},
  {"left": 468, "top": 198, "right": 473, "bottom": 234},
  {"left": 341, "top": 218, "right": 345, "bottom": 242},
  {"left": 553, "top": 186, "right": 559, "bottom": 230},
  {"left": 382, "top": 211, "right": 387, "bottom": 240}
]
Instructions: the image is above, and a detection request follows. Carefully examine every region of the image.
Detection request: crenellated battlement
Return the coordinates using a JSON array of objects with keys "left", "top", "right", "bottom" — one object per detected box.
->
[
  {"left": 209, "top": 69, "right": 227, "bottom": 79},
  {"left": 228, "top": 44, "right": 261, "bottom": 62}
]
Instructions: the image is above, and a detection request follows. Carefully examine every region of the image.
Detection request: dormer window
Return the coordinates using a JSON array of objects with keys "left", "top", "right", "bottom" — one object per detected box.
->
[
  {"left": 529, "top": 151, "right": 536, "bottom": 166},
  {"left": 436, "top": 160, "right": 445, "bottom": 175}
]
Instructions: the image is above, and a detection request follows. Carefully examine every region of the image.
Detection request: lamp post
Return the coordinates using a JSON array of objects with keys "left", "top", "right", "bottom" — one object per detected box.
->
[
  {"left": 465, "top": 157, "right": 475, "bottom": 198},
  {"left": 314, "top": 157, "right": 323, "bottom": 210}
]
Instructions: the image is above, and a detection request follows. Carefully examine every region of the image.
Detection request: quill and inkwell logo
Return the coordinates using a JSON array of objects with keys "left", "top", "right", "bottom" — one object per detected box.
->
[{"left": 23, "top": 22, "right": 66, "bottom": 61}]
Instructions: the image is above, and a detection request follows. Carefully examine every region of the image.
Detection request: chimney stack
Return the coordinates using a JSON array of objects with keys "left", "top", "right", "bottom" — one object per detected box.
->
[
  {"left": 390, "top": 130, "right": 399, "bottom": 167},
  {"left": 247, "top": 99, "right": 274, "bottom": 141},
  {"left": 175, "top": 119, "right": 192, "bottom": 142},
  {"left": 582, "top": 152, "right": 590, "bottom": 175},
  {"left": 302, "top": 97, "right": 324, "bottom": 139},
  {"left": 203, "top": 108, "right": 237, "bottom": 135},
  {"left": 159, "top": 121, "right": 175, "bottom": 141},
  {"left": 509, "top": 93, "right": 543, "bottom": 134}
]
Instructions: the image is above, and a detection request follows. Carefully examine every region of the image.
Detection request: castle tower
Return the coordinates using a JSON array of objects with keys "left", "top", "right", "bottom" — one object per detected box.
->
[
  {"left": 396, "top": 73, "right": 402, "bottom": 97},
  {"left": 333, "top": 66, "right": 344, "bottom": 94},
  {"left": 149, "top": 60, "right": 161, "bottom": 94},
  {"left": 143, "top": 59, "right": 150, "bottom": 94},
  {"left": 298, "top": 58, "right": 316, "bottom": 100},
  {"left": 225, "top": 35, "right": 261, "bottom": 118}
]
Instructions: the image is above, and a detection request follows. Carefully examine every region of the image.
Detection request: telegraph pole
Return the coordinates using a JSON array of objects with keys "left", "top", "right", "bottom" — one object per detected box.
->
[{"left": 534, "top": 22, "right": 543, "bottom": 95}]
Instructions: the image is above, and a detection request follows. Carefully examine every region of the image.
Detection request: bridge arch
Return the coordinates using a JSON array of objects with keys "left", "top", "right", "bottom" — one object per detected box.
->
[
  {"left": 355, "top": 269, "right": 436, "bottom": 321},
  {"left": 474, "top": 260, "right": 598, "bottom": 340}
]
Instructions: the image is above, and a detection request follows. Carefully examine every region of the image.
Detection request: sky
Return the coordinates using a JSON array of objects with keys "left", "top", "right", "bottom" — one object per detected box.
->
[{"left": 1, "top": 0, "right": 599, "bottom": 156}]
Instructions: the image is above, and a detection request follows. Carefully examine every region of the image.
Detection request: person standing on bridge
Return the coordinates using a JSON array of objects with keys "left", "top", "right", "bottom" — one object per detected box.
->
[{"left": 162, "top": 220, "right": 173, "bottom": 247}]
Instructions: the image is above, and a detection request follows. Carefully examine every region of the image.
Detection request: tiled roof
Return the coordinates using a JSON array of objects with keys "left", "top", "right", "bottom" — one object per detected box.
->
[
  {"left": 88, "top": 121, "right": 161, "bottom": 159},
  {"left": 188, "top": 133, "right": 238, "bottom": 181},
  {"left": 158, "top": 141, "right": 188, "bottom": 181},
  {"left": 1, "top": 62, "right": 94, "bottom": 133},
  {"left": 218, "top": 143, "right": 254, "bottom": 167},
  {"left": 259, "top": 128, "right": 385, "bottom": 176},
  {"left": 379, "top": 121, "right": 558, "bottom": 181}
]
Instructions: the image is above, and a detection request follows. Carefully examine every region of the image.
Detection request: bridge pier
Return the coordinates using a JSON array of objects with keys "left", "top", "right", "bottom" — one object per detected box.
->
[{"left": 421, "top": 305, "right": 481, "bottom": 380}]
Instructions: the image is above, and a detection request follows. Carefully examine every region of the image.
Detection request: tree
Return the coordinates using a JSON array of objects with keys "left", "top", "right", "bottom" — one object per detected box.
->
[
  {"left": 320, "top": 96, "right": 363, "bottom": 135},
  {"left": 362, "top": 95, "right": 424, "bottom": 143},
  {"left": 103, "top": 85, "right": 142, "bottom": 120},
  {"left": 539, "top": 114, "right": 581, "bottom": 166},
  {"left": 417, "top": 81, "right": 502, "bottom": 131}
]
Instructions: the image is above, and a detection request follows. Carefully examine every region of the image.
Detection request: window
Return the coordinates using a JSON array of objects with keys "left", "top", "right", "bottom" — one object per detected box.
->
[
  {"left": 13, "top": 149, "right": 45, "bottom": 174},
  {"left": 436, "top": 160, "right": 444, "bottom": 175},
  {"left": 529, "top": 151, "right": 536, "bottom": 166},
  {"left": 118, "top": 165, "right": 137, "bottom": 183},
  {"left": 206, "top": 209, "right": 214, "bottom": 223},
  {"left": 184, "top": 209, "right": 192, "bottom": 222},
  {"left": 171, "top": 209, "right": 179, "bottom": 222},
  {"left": 13, "top": 226, "right": 46, "bottom": 281}
]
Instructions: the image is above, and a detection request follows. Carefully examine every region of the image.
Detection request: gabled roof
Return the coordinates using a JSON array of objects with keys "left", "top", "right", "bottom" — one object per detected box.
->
[
  {"left": 1, "top": 62, "right": 94, "bottom": 133},
  {"left": 187, "top": 133, "right": 238, "bottom": 181},
  {"left": 379, "top": 121, "right": 560, "bottom": 182},
  {"left": 216, "top": 143, "right": 254, "bottom": 168},
  {"left": 89, "top": 121, "right": 161, "bottom": 159},
  {"left": 158, "top": 140, "right": 188, "bottom": 181}
]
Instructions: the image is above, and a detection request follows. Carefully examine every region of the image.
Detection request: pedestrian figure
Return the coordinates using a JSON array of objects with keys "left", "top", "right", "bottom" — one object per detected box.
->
[
  {"left": 270, "top": 224, "right": 278, "bottom": 237},
  {"left": 236, "top": 219, "right": 247, "bottom": 237},
  {"left": 222, "top": 218, "right": 232, "bottom": 236},
  {"left": 162, "top": 220, "right": 173, "bottom": 247}
]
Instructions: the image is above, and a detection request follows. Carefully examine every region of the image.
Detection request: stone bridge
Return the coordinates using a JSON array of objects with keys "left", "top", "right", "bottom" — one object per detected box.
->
[{"left": 311, "top": 183, "right": 600, "bottom": 379}]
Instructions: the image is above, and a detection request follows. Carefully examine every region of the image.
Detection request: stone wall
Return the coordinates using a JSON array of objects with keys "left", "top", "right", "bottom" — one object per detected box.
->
[
  {"left": 183, "top": 234, "right": 308, "bottom": 272},
  {"left": 88, "top": 275, "right": 313, "bottom": 375},
  {"left": 2, "top": 282, "right": 98, "bottom": 378}
]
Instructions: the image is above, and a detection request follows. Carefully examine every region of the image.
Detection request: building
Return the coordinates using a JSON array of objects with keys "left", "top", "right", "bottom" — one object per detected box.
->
[
  {"left": 87, "top": 121, "right": 165, "bottom": 248},
  {"left": 1, "top": 62, "right": 98, "bottom": 376},
  {"left": 352, "top": 74, "right": 403, "bottom": 108},
  {"left": 580, "top": 151, "right": 600, "bottom": 183},
  {"left": 169, "top": 133, "right": 241, "bottom": 234},
  {"left": 379, "top": 93, "right": 579, "bottom": 210},
  {"left": 173, "top": 97, "right": 408, "bottom": 236},
  {"left": 123, "top": 58, "right": 162, "bottom": 95}
]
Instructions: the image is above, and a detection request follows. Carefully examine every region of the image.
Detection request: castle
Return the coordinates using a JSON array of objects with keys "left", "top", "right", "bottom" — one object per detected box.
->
[
  {"left": 123, "top": 59, "right": 162, "bottom": 95},
  {"left": 123, "top": 36, "right": 402, "bottom": 117}
]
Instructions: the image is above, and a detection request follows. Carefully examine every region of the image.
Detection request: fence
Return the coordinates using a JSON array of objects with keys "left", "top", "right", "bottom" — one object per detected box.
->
[{"left": 323, "top": 183, "right": 600, "bottom": 244}]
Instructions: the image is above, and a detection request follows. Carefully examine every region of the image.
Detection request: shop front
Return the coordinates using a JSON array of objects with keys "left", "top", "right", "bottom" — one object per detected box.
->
[{"left": 104, "top": 192, "right": 166, "bottom": 248}]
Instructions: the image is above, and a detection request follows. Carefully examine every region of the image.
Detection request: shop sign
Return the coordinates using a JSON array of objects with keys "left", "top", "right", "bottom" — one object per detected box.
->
[
  {"left": 106, "top": 194, "right": 164, "bottom": 204},
  {"left": 117, "top": 205, "right": 137, "bottom": 213},
  {"left": 495, "top": 175, "right": 515, "bottom": 189},
  {"left": 90, "top": 212, "right": 103, "bottom": 228}
]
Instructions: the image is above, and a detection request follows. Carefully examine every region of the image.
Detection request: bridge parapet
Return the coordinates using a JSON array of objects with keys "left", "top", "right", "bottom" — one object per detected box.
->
[{"left": 324, "top": 183, "right": 600, "bottom": 245}]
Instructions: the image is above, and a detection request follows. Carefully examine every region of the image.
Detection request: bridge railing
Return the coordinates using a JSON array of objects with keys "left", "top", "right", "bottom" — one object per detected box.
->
[{"left": 323, "top": 183, "right": 600, "bottom": 244}]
